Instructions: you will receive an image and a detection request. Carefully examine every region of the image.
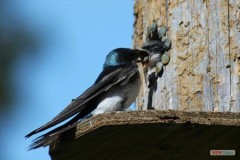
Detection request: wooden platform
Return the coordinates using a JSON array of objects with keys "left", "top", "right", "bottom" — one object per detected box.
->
[{"left": 49, "top": 110, "right": 240, "bottom": 160}]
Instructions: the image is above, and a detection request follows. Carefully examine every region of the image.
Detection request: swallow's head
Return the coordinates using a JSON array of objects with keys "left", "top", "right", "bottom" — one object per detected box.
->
[
  {"left": 140, "top": 40, "right": 164, "bottom": 54},
  {"left": 140, "top": 40, "right": 165, "bottom": 68},
  {"left": 104, "top": 48, "right": 149, "bottom": 68}
]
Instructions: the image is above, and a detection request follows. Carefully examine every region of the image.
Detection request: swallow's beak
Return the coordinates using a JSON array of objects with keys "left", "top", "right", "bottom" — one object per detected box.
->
[{"left": 133, "top": 49, "right": 149, "bottom": 63}]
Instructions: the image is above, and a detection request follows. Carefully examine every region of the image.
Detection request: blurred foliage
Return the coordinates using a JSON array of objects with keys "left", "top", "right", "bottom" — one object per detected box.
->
[{"left": 0, "top": 1, "right": 40, "bottom": 111}]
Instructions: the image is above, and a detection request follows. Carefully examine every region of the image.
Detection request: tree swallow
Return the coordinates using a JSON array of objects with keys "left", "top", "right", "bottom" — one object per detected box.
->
[
  {"left": 141, "top": 40, "right": 165, "bottom": 67},
  {"left": 26, "top": 48, "right": 149, "bottom": 149}
]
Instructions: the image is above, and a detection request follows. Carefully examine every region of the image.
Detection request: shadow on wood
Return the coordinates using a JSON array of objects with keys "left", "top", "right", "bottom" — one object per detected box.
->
[{"left": 49, "top": 110, "right": 240, "bottom": 160}]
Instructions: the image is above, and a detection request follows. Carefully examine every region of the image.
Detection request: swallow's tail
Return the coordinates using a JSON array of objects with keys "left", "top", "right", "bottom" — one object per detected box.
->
[{"left": 28, "top": 113, "right": 83, "bottom": 150}]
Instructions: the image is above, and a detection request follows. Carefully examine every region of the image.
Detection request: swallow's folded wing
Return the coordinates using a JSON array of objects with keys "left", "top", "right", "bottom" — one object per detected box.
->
[{"left": 26, "top": 65, "right": 138, "bottom": 138}]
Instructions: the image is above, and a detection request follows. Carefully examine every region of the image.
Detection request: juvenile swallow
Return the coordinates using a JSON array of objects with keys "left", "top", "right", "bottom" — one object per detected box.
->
[
  {"left": 26, "top": 48, "right": 149, "bottom": 149},
  {"left": 141, "top": 40, "right": 165, "bottom": 67}
]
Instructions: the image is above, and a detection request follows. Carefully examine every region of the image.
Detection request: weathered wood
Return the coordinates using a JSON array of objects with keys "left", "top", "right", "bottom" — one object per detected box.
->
[
  {"left": 229, "top": 0, "right": 240, "bottom": 111},
  {"left": 49, "top": 110, "right": 240, "bottom": 160},
  {"left": 134, "top": 0, "right": 240, "bottom": 112}
]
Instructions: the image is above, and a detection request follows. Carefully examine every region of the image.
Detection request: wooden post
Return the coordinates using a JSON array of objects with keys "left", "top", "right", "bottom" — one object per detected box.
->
[
  {"left": 134, "top": 0, "right": 240, "bottom": 112},
  {"left": 49, "top": 111, "right": 240, "bottom": 160}
]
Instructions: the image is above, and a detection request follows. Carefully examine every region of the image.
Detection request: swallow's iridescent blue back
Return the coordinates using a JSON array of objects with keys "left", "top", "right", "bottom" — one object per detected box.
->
[{"left": 103, "top": 48, "right": 135, "bottom": 68}]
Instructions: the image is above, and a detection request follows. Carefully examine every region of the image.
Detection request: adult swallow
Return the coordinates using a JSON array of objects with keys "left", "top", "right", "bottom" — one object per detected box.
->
[{"left": 26, "top": 48, "right": 149, "bottom": 149}]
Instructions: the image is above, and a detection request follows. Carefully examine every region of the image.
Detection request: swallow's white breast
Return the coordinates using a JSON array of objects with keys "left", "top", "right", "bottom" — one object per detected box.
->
[{"left": 91, "top": 77, "right": 141, "bottom": 116}]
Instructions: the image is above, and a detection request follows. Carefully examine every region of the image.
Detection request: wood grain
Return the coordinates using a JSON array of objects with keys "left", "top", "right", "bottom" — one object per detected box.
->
[
  {"left": 133, "top": 0, "right": 240, "bottom": 112},
  {"left": 50, "top": 110, "right": 240, "bottom": 160}
]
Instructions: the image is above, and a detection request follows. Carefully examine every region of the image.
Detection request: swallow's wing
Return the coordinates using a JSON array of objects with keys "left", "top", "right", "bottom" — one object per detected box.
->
[{"left": 26, "top": 64, "right": 138, "bottom": 138}]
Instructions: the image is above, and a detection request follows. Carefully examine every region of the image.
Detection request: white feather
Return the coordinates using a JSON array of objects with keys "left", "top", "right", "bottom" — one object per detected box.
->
[{"left": 91, "top": 77, "right": 140, "bottom": 115}]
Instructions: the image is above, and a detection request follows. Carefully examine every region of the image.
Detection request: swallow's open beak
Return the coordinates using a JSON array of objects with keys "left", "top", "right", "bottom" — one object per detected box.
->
[{"left": 134, "top": 49, "right": 150, "bottom": 64}]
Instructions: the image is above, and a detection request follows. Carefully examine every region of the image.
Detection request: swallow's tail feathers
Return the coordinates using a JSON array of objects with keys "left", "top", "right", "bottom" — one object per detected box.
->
[
  {"left": 26, "top": 67, "right": 125, "bottom": 138},
  {"left": 28, "top": 112, "right": 83, "bottom": 150},
  {"left": 25, "top": 102, "right": 84, "bottom": 138}
]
